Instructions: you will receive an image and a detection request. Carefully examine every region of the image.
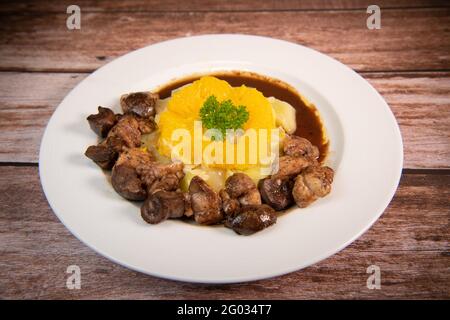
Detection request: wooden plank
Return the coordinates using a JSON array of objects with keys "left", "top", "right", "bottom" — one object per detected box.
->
[
  {"left": 0, "top": 0, "right": 448, "bottom": 13},
  {"left": 0, "top": 9, "right": 449, "bottom": 73},
  {"left": 0, "top": 73, "right": 85, "bottom": 164},
  {"left": 367, "top": 73, "right": 450, "bottom": 170},
  {"left": 0, "top": 166, "right": 448, "bottom": 299},
  {"left": 0, "top": 71, "right": 449, "bottom": 168}
]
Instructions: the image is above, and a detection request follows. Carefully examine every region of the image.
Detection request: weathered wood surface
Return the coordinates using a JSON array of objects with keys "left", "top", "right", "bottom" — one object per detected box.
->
[
  {"left": 1, "top": 0, "right": 448, "bottom": 13},
  {"left": 0, "top": 9, "right": 449, "bottom": 72},
  {"left": 0, "top": 1, "right": 449, "bottom": 299},
  {"left": 1, "top": 71, "right": 448, "bottom": 168},
  {"left": 0, "top": 166, "right": 448, "bottom": 299}
]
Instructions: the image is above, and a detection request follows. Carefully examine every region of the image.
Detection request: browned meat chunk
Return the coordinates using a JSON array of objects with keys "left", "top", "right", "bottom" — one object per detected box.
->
[
  {"left": 225, "top": 204, "right": 277, "bottom": 235},
  {"left": 272, "top": 155, "right": 311, "bottom": 178},
  {"left": 219, "top": 189, "right": 240, "bottom": 217},
  {"left": 87, "top": 106, "right": 117, "bottom": 138},
  {"left": 292, "top": 165, "right": 334, "bottom": 208},
  {"left": 219, "top": 173, "right": 261, "bottom": 217},
  {"left": 189, "top": 176, "right": 223, "bottom": 225},
  {"left": 135, "top": 116, "right": 156, "bottom": 134},
  {"left": 120, "top": 92, "right": 158, "bottom": 118},
  {"left": 258, "top": 177, "right": 294, "bottom": 211},
  {"left": 111, "top": 165, "right": 146, "bottom": 201},
  {"left": 111, "top": 148, "right": 153, "bottom": 201},
  {"left": 85, "top": 113, "right": 156, "bottom": 170},
  {"left": 84, "top": 144, "right": 117, "bottom": 170},
  {"left": 283, "top": 135, "right": 319, "bottom": 161},
  {"left": 137, "top": 162, "right": 184, "bottom": 194},
  {"left": 225, "top": 173, "right": 255, "bottom": 198},
  {"left": 115, "top": 147, "right": 154, "bottom": 167},
  {"left": 105, "top": 114, "right": 142, "bottom": 153},
  {"left": 225, "top": 173, "right": 261, "bottom": 206},
  {"left": 141, "top": 190, "right": 187, "bottom": 224}
]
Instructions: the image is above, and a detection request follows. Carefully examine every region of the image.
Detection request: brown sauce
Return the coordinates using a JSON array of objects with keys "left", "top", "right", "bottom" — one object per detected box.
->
[{"left": 156, "top": 71, "right": 328, "bottom": 162}]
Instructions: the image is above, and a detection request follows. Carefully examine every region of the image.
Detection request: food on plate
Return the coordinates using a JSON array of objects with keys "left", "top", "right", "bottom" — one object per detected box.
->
[
  {"left": 292, "top": 165, "right": 334, "bottom": 208},
  {"left": 84, "top": 72, "right": 334, "bottom": 235}
]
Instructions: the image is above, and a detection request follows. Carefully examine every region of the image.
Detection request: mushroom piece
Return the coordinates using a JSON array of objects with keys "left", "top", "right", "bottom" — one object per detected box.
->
[
  {"left": 219, "top": 189, "right": 240, "bottom": 217},
  {"left": 225, "top": 204, "right": 277, "bottom": 235},
  {"left": 120, "top": 92, "right": 158, "bottom": 118},
  {"left": 283, "top": 135, "right": 319, "bottom": 161},
  {"left": 258, "top": 176, "right": 294, "bottom": 211},
  {"left": 87, "top": 106, "right": 117, "bottom": 138},
  {"left": 110, "top": 148, "right": 153, "bottom": 201},
  {"left": 189, "top": 176, "right": 223, "bottom": 225},
  {"left": 292, "top": 165, "right": 334, "bottom": 208},
  {"left": 224, "top": 173, "right": 261, "bottom": 206},
  {"left": 141, "top": 190, "right": 187, "bottom": 224}
]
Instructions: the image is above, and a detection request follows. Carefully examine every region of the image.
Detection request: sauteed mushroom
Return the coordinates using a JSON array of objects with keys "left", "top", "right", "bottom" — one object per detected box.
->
[
  {"left": 141, "top": 190, "right": 187, "bottom": 224},
  {"left": 225, "top": 204, "right": 277, "bottom": 235},
  {"left": 110, "top": 148, "right": 153, "bottom": 201},
  {"left": 258, "top": 176, "right": 294, "bottom": 211},
  {"left": 120, "top": 91, "right": 158, "bottom": 118}
]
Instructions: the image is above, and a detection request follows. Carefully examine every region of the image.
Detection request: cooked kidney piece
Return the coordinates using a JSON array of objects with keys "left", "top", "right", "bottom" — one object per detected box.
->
[
  {"left": 189, "top": 176, "right": 223, "bottom": 225},
  {"left": 283, "top": 135, "right": 319, "bottom": 161},
  {"left": 87, "top": 106, "right": 118, "bottom": 138},
  {"left": 137, "top": 161, "right": 184, "bottom": 194},
  {"left": 111, "top": 148, "right": 153, "bottom": 201},
  {"left": 225, "top": 204, "right": 277, "bottom": 235},
  {"left": 85, "top": 111, "right": 156, "bottom": 169},
  {"left": 141, "top": 190, "right": 187, "bottom": 224},
  {"left": 292, "top": 165, "right": 334, "bottom": 208}
]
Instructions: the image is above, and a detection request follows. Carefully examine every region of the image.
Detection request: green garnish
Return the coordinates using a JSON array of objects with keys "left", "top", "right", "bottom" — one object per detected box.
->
[{"left": 199, "top": 95, "right": 249, "bottom": 140}]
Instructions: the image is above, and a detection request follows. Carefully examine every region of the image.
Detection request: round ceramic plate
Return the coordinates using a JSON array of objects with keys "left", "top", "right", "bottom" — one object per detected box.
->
[{"left": 39, "top": 34, "right": 403, "bottom": 283}]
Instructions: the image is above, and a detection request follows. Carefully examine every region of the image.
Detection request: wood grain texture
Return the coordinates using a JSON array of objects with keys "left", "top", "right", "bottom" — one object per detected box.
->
[
  {"left": 0, "top": 9, "right": 449, "bottom": 73},
  {"left": 0, "top": 0, "right": 448, "bottom": 13},
  {"left": 0, "top": 166, "right": 448, "bottom": 299},
  {"left": 1, "top": 71, "right": 449, "bottom": 168},
  {"left": 1, "top": 0, "right": 449, "bottom": 300}
]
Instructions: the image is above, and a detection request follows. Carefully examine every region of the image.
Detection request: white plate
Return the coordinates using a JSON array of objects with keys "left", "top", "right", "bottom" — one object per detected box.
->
[{"left": 39, "top": 34, "right": 403, "bottom": 283}]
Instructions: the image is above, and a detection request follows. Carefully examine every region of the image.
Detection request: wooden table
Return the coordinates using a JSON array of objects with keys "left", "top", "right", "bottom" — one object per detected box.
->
[{"left": 0, "top": 0, "right": 449, "bottom": 299}]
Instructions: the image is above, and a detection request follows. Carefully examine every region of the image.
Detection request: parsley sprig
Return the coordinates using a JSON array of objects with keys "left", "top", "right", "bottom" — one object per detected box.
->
[{"left": 199, "top": 95, "right": 249, "bottom": 140}]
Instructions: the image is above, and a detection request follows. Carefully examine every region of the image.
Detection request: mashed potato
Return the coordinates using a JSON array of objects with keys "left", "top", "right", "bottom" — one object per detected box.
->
[{"left": 150, "top": 76, "right": 296, "bottom": 191}]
